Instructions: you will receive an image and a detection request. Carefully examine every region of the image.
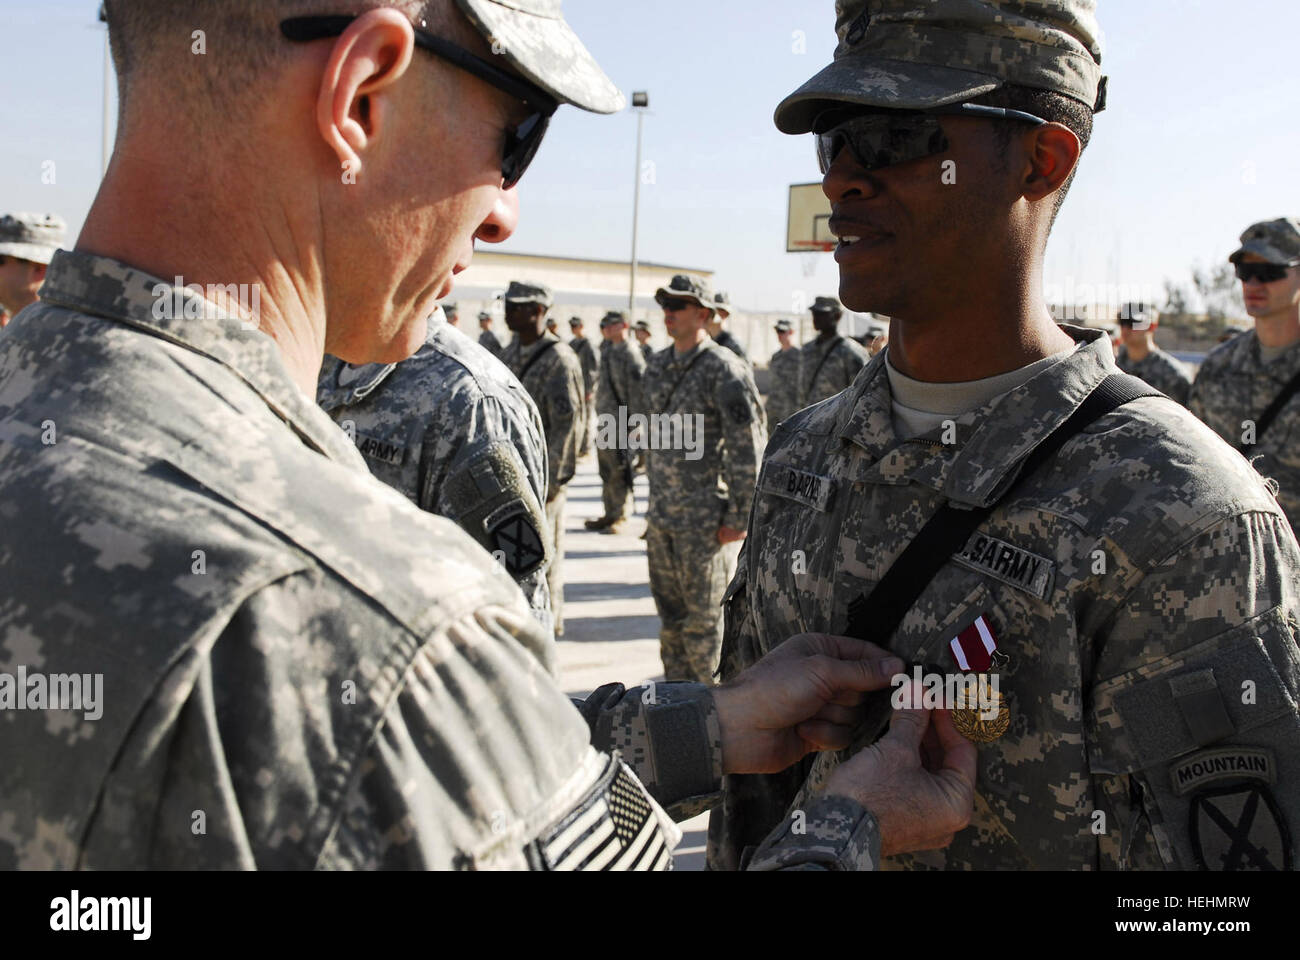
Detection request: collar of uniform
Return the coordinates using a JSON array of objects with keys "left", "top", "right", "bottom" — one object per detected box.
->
[
  {"left": 837, "top": 324, "right": 1113, "bottom": 508},
  {"left": 521, "top": 329, "right": 562, "bottom": 356},
  {"left": 1232, "top": 330, "right": 1300, "bottom": 383},
  {"left": 38, "top": 250, "right": 363, "bottom": 467},
  {"left": 319, "top": 312, "right": 448, "bottom": 407},
  {"left": 669, "top": 337, "right": 715, "bottom": 366}
]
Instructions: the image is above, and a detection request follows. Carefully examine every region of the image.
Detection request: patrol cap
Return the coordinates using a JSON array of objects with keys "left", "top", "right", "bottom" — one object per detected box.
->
[
  {"left": 0, "top": 212, "right": 67, "bottom": 265},
  {"left": 478, "top": 310, "right": 492, "bottom": 321},
  {"left": 1117, "top": 302, "right": 1157, "bottom": 327},
  {"left": 714, "top": 291, "right": 733, "bottom": 316},
  {"left": 633, "top": 319, "right": 651, "bottom": 332},
  {"left": 774, "top": 318, "right": 794, "bottom": 333},
  {"left": 600, "top": 310, "right": 628, "bottom": 328},
  {"left": 503, "top": 280, "right": 554, "bottom": 308},
  {"left": 774, "top": 0, "right": 1107, "bottom": 135},
  {"left": 1228, "top": 218, "right": 1300, "bottom": 266},
  {"left": 568, "top": 315, "right": 583, "bottom": 328},
  {"left": 443, "top": 300, "right": 458, "bottom": 314},
  {"left": 454, "top": 0, "right": 625, "bottom": 114},
  {"left": 810, "top": 296, "right": 843, "bottom": 315},
  {"left": 654, "top": 274, "right": 715, "bottom": 312}
]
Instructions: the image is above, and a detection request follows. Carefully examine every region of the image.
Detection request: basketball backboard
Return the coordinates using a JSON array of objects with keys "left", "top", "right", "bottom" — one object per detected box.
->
[{"left": 786, "top": 182, "right": 834, "bottom": 253}]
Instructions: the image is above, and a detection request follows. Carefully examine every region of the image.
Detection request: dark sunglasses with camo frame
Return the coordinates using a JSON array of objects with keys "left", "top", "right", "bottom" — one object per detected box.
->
[
  {"left": 813, "top": 101, "right": 1048, "bottom": 175},
  {"left": 1235, "top": 261, "right": 1297, "bottom": 284},
  {"left": 280, "top": 15, "right": 558, "bottom": 189}
]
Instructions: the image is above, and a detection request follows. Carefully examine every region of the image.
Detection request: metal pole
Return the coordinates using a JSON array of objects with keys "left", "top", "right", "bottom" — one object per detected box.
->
[{"left": 629, "top": 109, "right": 644, "bottom": 313}]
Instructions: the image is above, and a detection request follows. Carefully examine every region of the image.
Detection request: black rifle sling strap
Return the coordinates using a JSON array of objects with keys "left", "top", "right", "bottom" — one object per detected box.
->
[
  {"left": 517, "top": 338, "right": 559, "bottom": 384},
  {"left": 1237, "top": 366, "right": 1300, "bottom": 454},
  {"left": 805, "top": 335, "right": 844, "bottom": 398},
  {"left": 843, "top": 373, "right": 1163, "bottom": 645},
  {"left": 658, "top": 347, "right": 709, "bottom": 414}
]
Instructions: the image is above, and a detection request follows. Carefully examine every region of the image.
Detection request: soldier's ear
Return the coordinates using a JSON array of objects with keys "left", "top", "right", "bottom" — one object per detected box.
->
[{"left": 1022, "top": 123, "right": 1080, "bottom": 205}]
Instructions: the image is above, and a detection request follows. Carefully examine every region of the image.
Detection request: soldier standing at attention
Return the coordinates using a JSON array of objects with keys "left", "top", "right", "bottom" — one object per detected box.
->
[
  {"left": 0, "top": 0, "right": 978, "bottom": 872},
  {"left": 710, "top": 0, "right": 1300, "bottom": 872},
  {"left": 569, "top": 315, "right": 600, "bottom": 457},
  {"left": 766, "top": 318, "right": 803, "bottom": 428},
  {"left": 478, "top": 309, "right": 504, "bottom": 355},
  {"left": 800, "top": 295, "right": 869, "bottom": 405},
  {"left": 443, "top": 300, "right": 459, "bottom": 327},
  {"left": 1113, "top": 303, "right": 1191, "bottom": 405},
  {"left": 634, "top": 318, "right": 655, "bottom": 362},
  {"left": 708, "top": 291, "right": 750, "bottom": 364},
  {"left": 501, "top": 282, "right": 585, "bottom": 637},
  {"left": 644, "top": 274, "right": 766, "bottom": 683},
  {"left": 1190, "top": 218, "right": 1300, "bottom": 532},
  {"left": 318, "top": 303, "right": 555, "bottom": 646},
  {"left": 0, "top": 212, "right": 66, "bottom": 323},
  {"left": 586, "top": 310, "right": 646, "bottom": 533}
]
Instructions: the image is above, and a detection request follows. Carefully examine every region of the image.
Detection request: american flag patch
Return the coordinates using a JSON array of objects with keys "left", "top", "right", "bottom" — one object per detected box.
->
[{"left": 537, "top": 759, "right": 671, "bottom": 871}]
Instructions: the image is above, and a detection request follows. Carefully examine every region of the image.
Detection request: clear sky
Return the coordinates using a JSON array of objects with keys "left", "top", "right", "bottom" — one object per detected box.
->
[{"left": 3, "top": 0, "right": 1298, "bottom": 314}]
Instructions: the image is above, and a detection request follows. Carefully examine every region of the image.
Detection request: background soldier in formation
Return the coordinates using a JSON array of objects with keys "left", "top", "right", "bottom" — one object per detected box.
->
[
  {"left": 765, "top": 317, "right": 803, "bottom": 427},
  {"left": 569, "top": 315, "right": 600, "bottom": 456},
  {"left": 634, "top": 318, "right": 655, "bottom": 362},
  {"left": 1190, "top": 217, "right": 1300, "bottom": 532},
  {"left": 442, "top": 300, "right": 459, "bottom": 327},
  {"left": 318, "top": 304, "right": 555, "bottom": 646},
  {"left": 644, "top": 275, "right": 766, "bottom": 683},
  {"left": 711, "top": 0, "right": 1300, "bottom": 872},
  {"left": 501, "top": 282, "right": 586, "bottom": 637},
  {"left": 708, "top": 291, "right": 750, "bottom": 364},
  {"left": 1113, "top": 303, "right": 1192, "bottom": 405},
  {"left": 800, "top": 295, "right": 870, "bottom": 405},
  {"left": 586, "top": 310, "right": 645, "bottom": 533},
  {"left": 0, "top": 212, "right": 66, "bottom": 323},
  {"left": 478, "top": 309, "right": 504, "bottom": 356}
]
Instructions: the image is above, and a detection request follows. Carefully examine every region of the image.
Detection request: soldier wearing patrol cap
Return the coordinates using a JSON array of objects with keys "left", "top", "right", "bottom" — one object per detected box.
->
[
  {"left": 1191, "top": 217, "right": 1300, "bottom": 532},
  {"left": 0, "top": 0, "right": 983, "bottom": 874},
  {"left": 442, "top": 300, "right": 459, "bottom": 327},
  {"left": 711, "top": 0, "right": 1300, "bottom": 872},
  {"left": 708, "top": 291, "right": 750, "bottom": 364},
  {"left": 800, "top": 295, "right": 870, "bottom": 405},
  {"left": 645, "top": 274, "right": 767, "bottom": 683},
  {"left": 478, "top": 309, "right": 504, "bottom": 355},
  {"left": 317, "top": 303, "right": 556, "bottom": 647},
  {"left": 766, "top": 318, "right": 803, "bottom": 428},
  {"left": 633, "top": 318, "right": 655, "bottom": 362},
  {"left": 586, "top": 309, "right": 646, "bottom": 533},
  {"left": 0, "top": 212, "right": 66, "bottom": 322},
  {"left": 1113, "top": 303, "right": 1191, "bottom": 405},
  {"left": 569, "top": 315, "right": 600, "bottom": 456},
  {"left": 500, "top": 281, "right": 585, "bottom": 637}
]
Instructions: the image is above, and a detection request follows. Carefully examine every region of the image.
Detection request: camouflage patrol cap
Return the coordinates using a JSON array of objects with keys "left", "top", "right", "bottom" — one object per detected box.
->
[
  {"left": 454, "top": 0, "right": 625, "bottom": 114},
  {"left": 478, "top": 310, "right": 492, "bottom": 321},
  {"left": 443, "top": 300, "right": 458, "bottom": 315},
  {"left": 600, "top": 310, "right": 628, "bottom": 327},
  {"left": 568, "top": 315, "right": 583, "bottom": 328},
  {"left": 503, "top": 280, "right": 554, "bottom": 308},
  {"left": 810, "top": 296, "right": 843, "bottom": 315},
  {"left": 774, "top": 0, "right": 1107, "bottom": 135},
  {"left": 714, "top": 291, "right": 733, "bottom": 316},
  {"left": 633, "top": 319, "right": 651, "bottom": 332},
  {"left": 774, "top": 318, "right": 795, "bottom": 333},
  {"left": 0, "top": 212, "right": 67, "bottom": 265},
  {"left": 654, "top": 274, "right": 715, "bottom": 312},
  {"left": 1228, "top": 217, "right": 1300, "bottom": 266}
]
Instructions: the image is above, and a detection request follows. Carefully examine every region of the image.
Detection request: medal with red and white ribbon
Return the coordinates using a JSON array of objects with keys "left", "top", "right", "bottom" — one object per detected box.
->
[{"left": 948, "top": 614, "right": 1011, "bottom": 743}]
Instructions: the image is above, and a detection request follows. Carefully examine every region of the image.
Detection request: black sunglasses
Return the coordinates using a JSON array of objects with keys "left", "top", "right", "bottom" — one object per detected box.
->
[
  {"left": 281, "top": 15, "right": 558, "bottom": 189},
  {"left": 814, "top": 102, "right": 1048, "bottom": 175},
  {"left": 1235, "top": 261, "right": 1294, "bottom": 284},
  {"left": 659, "top": 297, "right": 694, "bottom": 312}
]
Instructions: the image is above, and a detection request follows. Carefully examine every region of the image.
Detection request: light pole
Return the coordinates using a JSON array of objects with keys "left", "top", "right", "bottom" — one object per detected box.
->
[{"left": 629, "top": 91, "right": 649, "bottom": 314}]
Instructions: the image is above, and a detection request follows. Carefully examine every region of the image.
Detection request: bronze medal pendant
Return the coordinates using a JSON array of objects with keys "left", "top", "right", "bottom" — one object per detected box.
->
[{"left": 952, "top": 676, "right": 1010, "bottom": 744}]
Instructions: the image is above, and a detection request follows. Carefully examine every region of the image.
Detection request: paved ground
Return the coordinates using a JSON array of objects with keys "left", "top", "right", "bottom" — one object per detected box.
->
[{"left": 557, "top": 453, "right": 710, "bottom": 871}]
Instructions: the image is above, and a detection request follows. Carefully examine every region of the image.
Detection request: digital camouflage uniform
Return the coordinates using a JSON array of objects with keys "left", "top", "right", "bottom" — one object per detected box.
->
[
  {"left": 571, "top": 331, "right": 600, "bottom": 454},
  {"left": 644, "top": 329, "right": 767, "bottom": 684},
  {"left": 712, "top": 330, "right": 750, "bottom": 365},
  {"left": 595, "top": 335, "right": 646, "bottom": 522},
  {"left": 800, "top": 333, "right": 870, "bottom": 406},
  {"left": 479, "top": 326, "right": 505, "bottom": 357},
  {"left": 710, "top": 328, "right": 1300, "bottom": 871},
  {"left": 767, "top": 345, "right": 804, "bottom": 427},
  {"left": 1115, "top": 345, "right": 1192, "bottom": 406},
  {"left": 0, "top": 252, "right": 881, "bottom": 871},
  {"left": 1190, "top": 332, "right": 1300, "bottom": 531},
  {"left": 501, "top": 329, "right": 585, "bottom": 635},
  {"left": 317, "top": 311, "right": 554, "bottom": 646}
]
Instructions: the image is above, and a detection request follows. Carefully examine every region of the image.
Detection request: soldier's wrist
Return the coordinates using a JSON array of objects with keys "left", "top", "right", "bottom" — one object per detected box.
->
[{"left": 746, "top": 794, "right": 881, "bottom": 871}]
